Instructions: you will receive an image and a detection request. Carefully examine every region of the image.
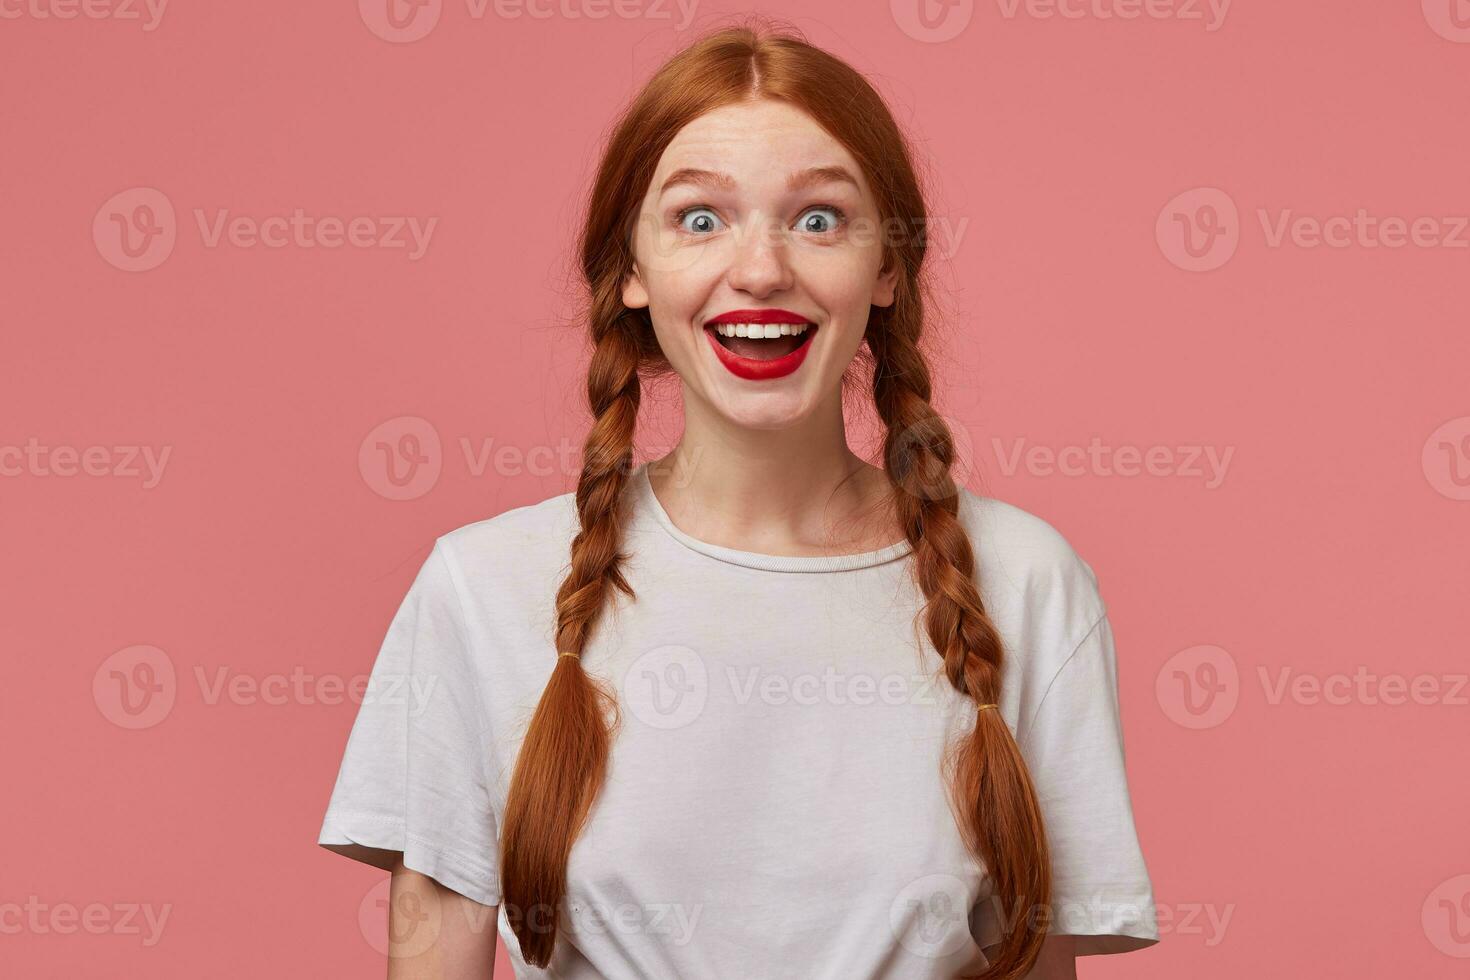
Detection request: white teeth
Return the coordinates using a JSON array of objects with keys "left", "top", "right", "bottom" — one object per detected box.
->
[{"left": 713, "top": 322, "right": 812, "bottom": 338}]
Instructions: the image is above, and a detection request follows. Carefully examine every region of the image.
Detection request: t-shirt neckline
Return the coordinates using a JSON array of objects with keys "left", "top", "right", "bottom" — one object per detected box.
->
[{"left": 633, "top": 461, "right": 914, "bottom": 573}]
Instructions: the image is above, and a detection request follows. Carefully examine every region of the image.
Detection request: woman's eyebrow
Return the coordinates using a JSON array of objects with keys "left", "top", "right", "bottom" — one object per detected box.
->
[
  {"left": 786, "top": 165, "right": 859, "bottom": 192},
  {"left": 658, "top": 165, "right": 860, "bottom": 196}
]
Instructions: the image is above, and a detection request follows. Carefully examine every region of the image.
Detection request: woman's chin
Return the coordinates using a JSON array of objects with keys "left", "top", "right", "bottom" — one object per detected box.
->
[{"left": 705, "top": 386, "right": 816, "bottom": 431}]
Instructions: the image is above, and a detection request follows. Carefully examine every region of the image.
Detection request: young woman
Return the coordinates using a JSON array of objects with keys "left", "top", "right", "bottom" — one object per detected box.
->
[{"left": 319, "top": 21, "right": 1159, "bottom": 980}]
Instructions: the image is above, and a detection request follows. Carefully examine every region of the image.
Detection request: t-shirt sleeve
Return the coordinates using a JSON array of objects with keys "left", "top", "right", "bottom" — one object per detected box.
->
[
  {"left": 1018, "top": 613, "right": 1160, "bottom": 955},
  {"left": 316, "top": 537, "right": 502, "bottom": 908}
]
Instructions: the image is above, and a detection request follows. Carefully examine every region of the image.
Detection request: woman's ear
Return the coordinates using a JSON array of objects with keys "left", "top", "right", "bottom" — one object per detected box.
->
[
  {"left": 622, "top": 262, "right": 650, "bottom": 309},
  {"left": 870, "top": 255, "right": 898, "bottom": 308}
]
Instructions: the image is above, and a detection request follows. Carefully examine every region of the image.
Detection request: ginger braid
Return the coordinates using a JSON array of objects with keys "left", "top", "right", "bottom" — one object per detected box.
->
[
  {"left": 497, "top": 305, "right": 650, "bottom": 964},
  {"left": 869, "top": 308, "right": 1053, "bottom": 980}
]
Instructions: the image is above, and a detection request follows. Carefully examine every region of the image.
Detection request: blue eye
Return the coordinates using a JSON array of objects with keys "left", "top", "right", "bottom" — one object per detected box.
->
[
  {"left": 678, "top": 207, "right": 724, "bottom": 234},
  {"left": 675, "top": 205, "right": 846, "bottom": 235},
  {"left": 797, "top": 206, "right": 845, "bottom": 234}
]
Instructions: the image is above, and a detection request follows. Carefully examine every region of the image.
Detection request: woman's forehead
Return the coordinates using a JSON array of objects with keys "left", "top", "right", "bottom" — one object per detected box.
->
[{"left": 653, "top": 101, "right": 868, "bottom": 194}]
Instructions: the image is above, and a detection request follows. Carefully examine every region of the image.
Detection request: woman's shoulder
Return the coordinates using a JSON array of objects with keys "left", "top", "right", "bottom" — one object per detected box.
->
[
  {"left": 956, "top": 486, "right": 1099, "bottom": 581},
  {"left": 953, "top": 485, "right": 1110, "bottom": 666},
  {"left": 430, "top": 486, "right": 582, "bottom": 583}
]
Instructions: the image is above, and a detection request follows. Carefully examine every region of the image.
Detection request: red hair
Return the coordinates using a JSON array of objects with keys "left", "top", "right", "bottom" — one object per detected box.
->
[{"left": 499, "top": 20, "right": 1052, "bottom": 979}]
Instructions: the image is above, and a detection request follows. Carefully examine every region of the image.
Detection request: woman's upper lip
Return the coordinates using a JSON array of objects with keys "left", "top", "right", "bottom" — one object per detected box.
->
[{"left": 705, "top": 308, "right": 814, "bottom": 326}]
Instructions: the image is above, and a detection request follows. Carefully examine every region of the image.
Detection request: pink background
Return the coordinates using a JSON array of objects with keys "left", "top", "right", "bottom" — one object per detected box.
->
[{"left": 4, "top": 1, "right": 1469, "bottom": 977}]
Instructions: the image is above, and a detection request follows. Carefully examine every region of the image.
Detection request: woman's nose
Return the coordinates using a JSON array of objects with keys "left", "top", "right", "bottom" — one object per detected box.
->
[{"left": 724, "top": 218, "right": 794, "bottom": 298}]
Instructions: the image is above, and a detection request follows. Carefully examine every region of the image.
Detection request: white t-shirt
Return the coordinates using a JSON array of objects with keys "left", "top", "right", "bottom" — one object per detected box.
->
[{"left": 318, "top": 460, "right": 1160, "bottom": 978}]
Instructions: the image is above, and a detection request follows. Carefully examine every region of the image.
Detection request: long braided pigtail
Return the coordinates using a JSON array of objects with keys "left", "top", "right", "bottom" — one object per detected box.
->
[
  {"left": 497, "top": 306, "right": 649, "bottom": 964},
  {"left": 868, "top": 314, "right": 1052, "bottom": 979}
]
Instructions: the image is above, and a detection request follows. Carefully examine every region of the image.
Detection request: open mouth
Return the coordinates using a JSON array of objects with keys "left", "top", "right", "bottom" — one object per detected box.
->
[{"left": 706, "top": 320, "right": 816, "bottom": 361}]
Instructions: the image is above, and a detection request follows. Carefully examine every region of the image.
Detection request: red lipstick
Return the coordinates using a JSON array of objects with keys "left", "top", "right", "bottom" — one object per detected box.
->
[{"left": 703, "top": 308, "right": 818, "bottom": 381}]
